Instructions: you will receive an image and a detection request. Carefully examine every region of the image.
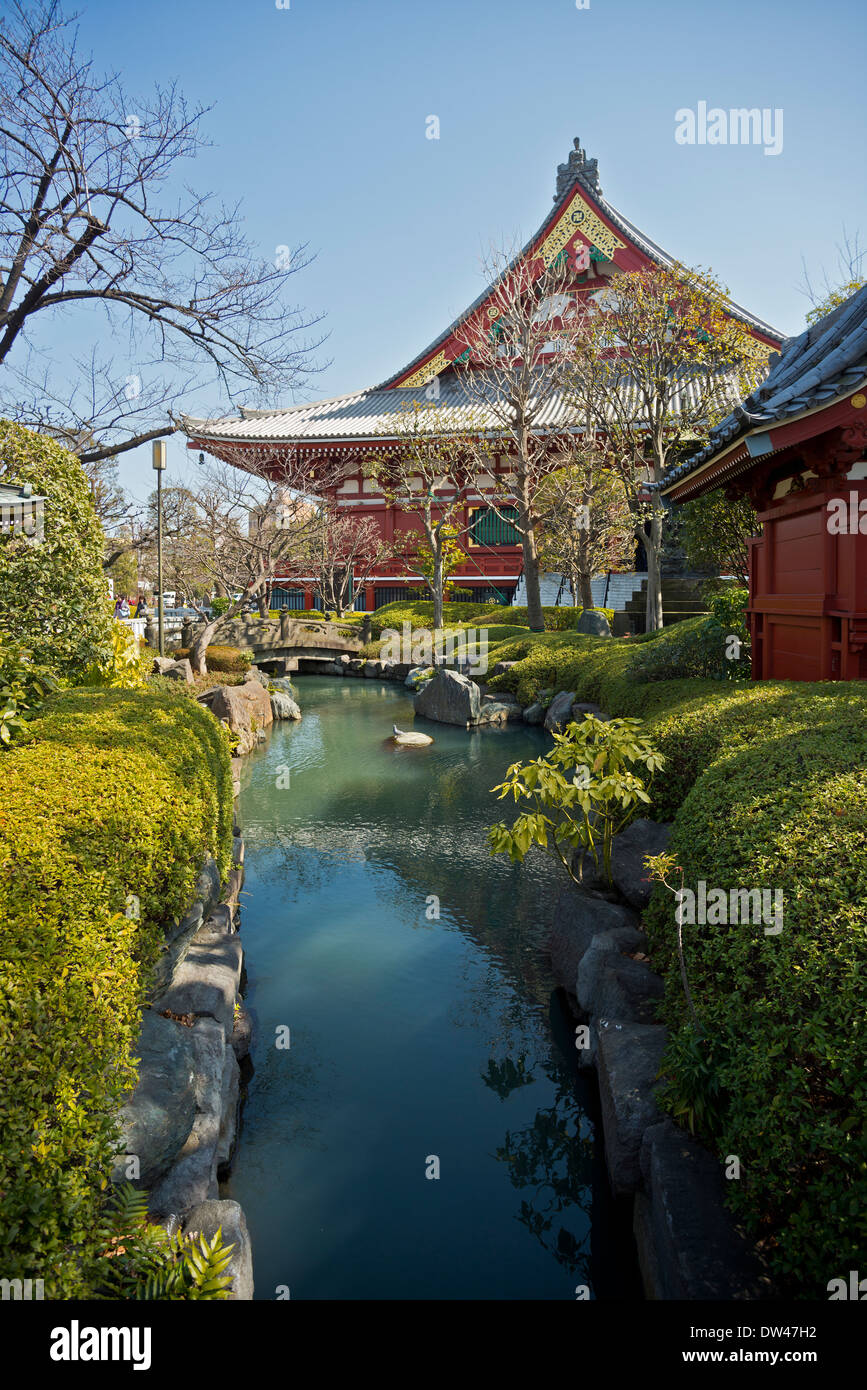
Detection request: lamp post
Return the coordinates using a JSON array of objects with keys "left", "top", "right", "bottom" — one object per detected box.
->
[{"left": 152, "top": 440, "right": 167, "bottom": 656}]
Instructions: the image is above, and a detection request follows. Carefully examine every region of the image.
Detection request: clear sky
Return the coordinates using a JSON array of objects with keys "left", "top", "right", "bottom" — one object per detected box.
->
[{"left": 21, "top": 0, "right": 867, "bottom": 499}]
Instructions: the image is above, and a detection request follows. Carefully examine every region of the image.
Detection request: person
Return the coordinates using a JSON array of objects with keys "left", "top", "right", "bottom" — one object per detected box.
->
[
  {"left": 113, "top": 596, "right": 123, "bottom": 617},
  {"left": 119, "top": 596, "right": 131, "bottom": 618},
  {"left": 136, "top": 595, "right": 148, "bottom": 619}
]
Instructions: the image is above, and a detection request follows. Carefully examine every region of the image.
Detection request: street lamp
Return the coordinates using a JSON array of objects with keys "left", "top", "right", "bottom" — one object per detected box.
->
[{"left": 152, "top": 440, "right": 167, "bottom": 656}]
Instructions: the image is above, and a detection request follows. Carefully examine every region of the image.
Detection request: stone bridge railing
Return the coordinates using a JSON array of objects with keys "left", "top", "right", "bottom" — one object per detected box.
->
[{"left": 217, "top": 615, "right": 365, "bottom": 657}]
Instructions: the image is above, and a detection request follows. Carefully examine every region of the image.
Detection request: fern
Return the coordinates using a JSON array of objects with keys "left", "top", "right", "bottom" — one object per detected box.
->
[{"left": 95, "top": 1182, "right": 236, "bottom": 1300}]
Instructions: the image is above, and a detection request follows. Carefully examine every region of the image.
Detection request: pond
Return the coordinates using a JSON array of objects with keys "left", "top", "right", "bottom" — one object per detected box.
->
[{"left": 223, "top": 676, "right": 639, "bottom": 1300}]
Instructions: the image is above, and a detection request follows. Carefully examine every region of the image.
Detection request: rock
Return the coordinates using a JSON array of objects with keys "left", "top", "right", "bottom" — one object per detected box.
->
[
  {"left": 523, "top": 701, "right": 544, "bottom": 725},
  {"left": 163, "top": 658, "right": 194, "bottom": 684},
  {"left": 576, "top": 609, "right": 612, "bottom": 638},
  {"left": 346, "top": 659, "right": 364, "bottom": 674},
  {"left": 392, "top": 729, "right": 434, "bottom": 746},
  {"left": 548, "top": 889, "right": 639, "bottom": 991},
  {"left": 245, "top": 666, "right": 270, "bottom": 687},
  {"left": 405, "top": 666, "right": 434, "bottom": 688},
  {"left": 111, "top": 1011, "right": 197, "bottom": 1188},
  {"left": 147, "top": 1017, "right": 226, "bottom": 1217},
  {"left": 269, "top": 676, "right": 298, "bottom": 696},
  {"left": 270, "top": 691, "right": 302, "bottom": 721},
  {"left": 610, "top": 819, "right": 673, "bottom": 910},
  {"left": 216, "top": 1047, "right": 241, "bottom": 1177},
  {"left": 204, "top": 681, "right": 272, "bottom": 756},
  {"left": 544, "top": 690, "right": 577, "bottom": 733},
  {"left": 379, "top": 661, "right": 399, "bottom": 680},
  {"left": 476, "top": 701, "right": 513, "bottom": 725},
  {"left": 492, "top": 660, "right": 517, "bottom": 675},
  {"left": 182, "top": 1200, "right": 254, "bottom": 1301},
  {"left": 152, "top": 656, "right": 177, "bottom": 676},
  {"left": 596, "top": 1022, "right": 667, "bottom": 1194},
  {"left": 571, "top": 701, "right": 609, "bottom": 722},
  {"left": 152, "top": 908, "right": 243, "bottom": 1037},
  {"left": 414, "top": 669, "right": 481, "bottom": 727},
  {"left": 364, "top": 660, "right": 382, "bottom": 678},
  {"left": 231, "top": 1001, "right": 252, "bottom": 1062},
  {"left": 594, "top": 955, "right": 665, "bottom": 1025},
  {"left": 635, "top": 1121, "right": 772, "bottom": 1299},
  {"left": 577, "top": 925, "right": 647, "bottom": 1014}
]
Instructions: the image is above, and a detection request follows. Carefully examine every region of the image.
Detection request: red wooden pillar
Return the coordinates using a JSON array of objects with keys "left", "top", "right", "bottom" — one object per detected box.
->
[
  {"left": 304, "top": 587, "right": 314, "bottom": 610},
  {"left": 365, "top": 583, "right": 375, "bottom": 612}
]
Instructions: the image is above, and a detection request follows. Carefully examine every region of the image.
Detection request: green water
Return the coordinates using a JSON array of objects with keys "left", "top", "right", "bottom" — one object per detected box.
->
[{"left": 224, "top": 676, "right": 636, "bottom": 1300}]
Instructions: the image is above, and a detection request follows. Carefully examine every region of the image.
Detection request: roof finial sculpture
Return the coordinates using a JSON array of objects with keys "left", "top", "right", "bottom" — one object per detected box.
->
[{"left": 555, "top": 136, "right": 601, "bottom": 201}]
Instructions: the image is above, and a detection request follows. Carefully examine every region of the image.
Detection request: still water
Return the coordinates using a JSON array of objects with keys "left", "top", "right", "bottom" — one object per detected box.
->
[{"left": 224, "top": 676, "right": 636, "bottom": 1300}]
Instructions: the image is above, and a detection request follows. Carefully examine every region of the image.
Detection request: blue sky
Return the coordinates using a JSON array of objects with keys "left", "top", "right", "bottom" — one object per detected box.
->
[{"left": 21, "top": 0, "right": 867, "bottom": 497}]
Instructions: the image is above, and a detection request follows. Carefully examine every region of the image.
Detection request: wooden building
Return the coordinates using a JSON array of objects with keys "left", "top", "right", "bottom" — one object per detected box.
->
[
  {"left": 663, "top": 286, "right": 867, "bottom": 681},
  {"left": 182, "top": 140, "right": 780, "bottom": 612}
]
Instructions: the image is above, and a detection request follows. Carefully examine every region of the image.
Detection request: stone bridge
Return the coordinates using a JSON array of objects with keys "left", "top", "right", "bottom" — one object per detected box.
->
[{"left": 217, "top": 615, "right": 366, "bottom": 674}]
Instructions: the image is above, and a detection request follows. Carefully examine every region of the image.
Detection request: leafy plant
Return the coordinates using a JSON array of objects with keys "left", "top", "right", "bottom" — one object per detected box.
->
[
  {"left": 0, "top": 631, "right": 56, "bottom": 745},
  {"left": 488, "top": 714, "right": 664, "bottom": 885},
  {"left": 80, "top": 620, "right": 150, "bottom": 690},
  {"left": 95, "top": 1182, "right": 235, "bottom": 1300}
]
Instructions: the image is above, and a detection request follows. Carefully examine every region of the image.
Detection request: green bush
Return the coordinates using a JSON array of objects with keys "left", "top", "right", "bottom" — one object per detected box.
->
[
  {"left": 500, "top": 605, "right": 615, "bottom": 631},
  {"left": 0, "top": 631, "right": 56, "bottom": 745},
  {"left": 643, "top": 691, "right": 867, "bottom": 1293},
  {"left": 626, "top": 614, "right": 751, "bottom": 683},
  {"left": 0, "top": 421, "right": 113, "bottom": 677},
  {"left": 0, "top": 687, "right": 233, "bottom": 1297},
  {"left": 174, "top": 643, "right": 251, "bottom": 673}
]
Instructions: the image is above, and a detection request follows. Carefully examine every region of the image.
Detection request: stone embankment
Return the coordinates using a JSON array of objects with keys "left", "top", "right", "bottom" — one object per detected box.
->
[{"left": 114, "top": 659, "right": 278, "bottom": 1299}]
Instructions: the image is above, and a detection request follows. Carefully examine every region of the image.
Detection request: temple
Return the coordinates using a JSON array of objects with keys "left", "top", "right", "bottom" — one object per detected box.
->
[
  {"left": 182, "top": 140, "right": 782, "bottom": 613},
  {"left": 663, "top": 285, "right": 867, "bottom": 681}
]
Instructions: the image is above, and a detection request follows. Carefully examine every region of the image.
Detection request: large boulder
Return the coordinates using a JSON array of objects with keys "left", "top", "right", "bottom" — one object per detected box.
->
[
  {"left": 475, "top": 701, "right": 513, "bottom": 726},
  {"left": 147, "top": 1016, "right": 226, "bottom": 1217},
  {"left": 611, "top": 819, "right": 673, "bottom": 910},
  {"left": 523, "top": 701, "right": 545, "bottom": 725},
  {"left": 548, "top": 888, "right": 639, "bottom": 991},
  {"left": 182, "top": 1199, "right": 254, "bottom": 1301},
  {"left": 596, "top": 1022, "right": 667, "bottom": 1194},
  {"left": 414, "top": 669, "right": 481, "bottom": 727},
  {"left": 544, "top": 690, "right": 577, "bottom": 733},
  {"left": 269, "top": 676, "right": 298, "bottom": 696},
  {"left": 163, "top": 658, "right": 194, "bottom": 684},
  {"left": 577, "top": 925, "right": 647, "bottom": 1014},
  {"left": 152, "top": 907, "right": 242, "bottom": 1037},
  {"left": 204, "top": 681, "right": 272, "bottom": 755},
  {"left": 576, "top": 609, "right": 612, "bottom": 638},
  {"left": 111, "top": 1011, "right": 197, "bottom": 1188},
  {"left": 270, "top": 691, "right": 302, "bottom": 721},
  {"left": 635, "top": 1121, "right": 772, "bottom": 1300}
]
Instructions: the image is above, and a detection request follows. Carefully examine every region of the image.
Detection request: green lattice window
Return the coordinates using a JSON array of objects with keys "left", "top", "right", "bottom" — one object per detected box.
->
[{"left": 469, "top": 506, "right": 520, "bottom": 546}]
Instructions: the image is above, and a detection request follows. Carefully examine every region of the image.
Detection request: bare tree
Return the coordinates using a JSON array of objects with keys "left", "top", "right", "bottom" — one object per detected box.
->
[
  {"left": 799, "top": 228, "right": 865, "bottom": 326},
  {"left": 311, "top": 507, "right": 393, "bottom": 619},
  {"left": 450, "top": 245, "right": 598, "bottom": 632},
  {"left": 572, "top": 263, "right": 767, "bottom": 629},
  {"left": 368, "top": 401, "right": 484, "bottom": 629},
  {"left": 174, "top": 456, "right": 343, "bottom": 673},
  {"left": 0, "top": 1, "right": 324, "bottom": 457},
  {"left": 537, "top": 450, "right": 633, "bottom": 609}
]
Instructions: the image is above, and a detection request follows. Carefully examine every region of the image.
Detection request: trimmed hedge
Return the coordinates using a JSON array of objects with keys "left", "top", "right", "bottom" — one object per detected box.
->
[
  {"left": 174, "top": 642, "right": 251, "bottom": 673},
  {"left": 486, "top": 628, "right": 867, "bottom": 1293},
  {"left": 368, "top": 599, "right": 613, "bottom": 640},
  {"left": 0, "top": 688, "right": 233, "bottom": 1297}
]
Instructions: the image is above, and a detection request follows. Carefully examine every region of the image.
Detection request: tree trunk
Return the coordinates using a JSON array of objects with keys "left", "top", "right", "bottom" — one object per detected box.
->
[
  {"left": 188, "top": 617, "right": 223, "bottom": 675},
  {"left": 432, "top": 551, "right": 444, "bottom": 630},
  {"left": 579, "top": 571, "right": 594, "bottom": 610},
  {"left": 644, "top": 514, "right": 664, "bottom": 631}
]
